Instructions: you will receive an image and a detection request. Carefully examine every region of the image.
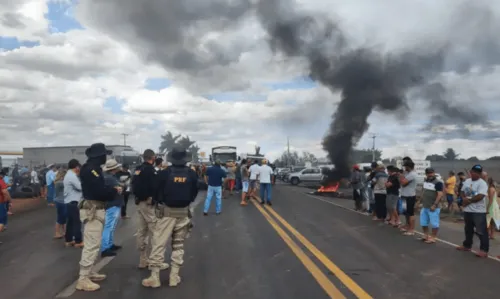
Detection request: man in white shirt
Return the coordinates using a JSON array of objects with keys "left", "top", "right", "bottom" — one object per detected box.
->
[
  {"left": 258, "top": 159, "right": 274, "bottom": 205},
  {"left": 31, "top": 168, "right": 41, "bottom": 198},
  {"left": 248, "top": 160, "right": 260, "bottom": 198},
  {"left": 457, "top": 164, "right": 489, "bottom": 257}
]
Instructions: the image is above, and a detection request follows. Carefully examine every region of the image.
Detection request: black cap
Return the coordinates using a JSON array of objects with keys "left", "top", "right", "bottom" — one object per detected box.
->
[
  {"left": 425, "top": 167, "right": 435, "bottom": 174},
  {"left": 471, "top": 164, "right": 483, "bottom": 173}
]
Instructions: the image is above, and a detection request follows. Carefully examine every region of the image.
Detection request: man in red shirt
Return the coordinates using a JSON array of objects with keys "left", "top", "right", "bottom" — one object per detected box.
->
[{"left": 0, "top": 169, "right": 13, "bottom": 235}]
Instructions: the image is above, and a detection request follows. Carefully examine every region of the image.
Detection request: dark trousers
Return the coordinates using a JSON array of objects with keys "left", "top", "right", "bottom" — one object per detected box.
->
[
  {"left": 463, "top": 212, "right": 489, "bottom": 252},
  {"left": 121, "top": 192, "right": 130, "bottom": 217},
  {"left": 353, "top": 189, "right": 362, "bottom": 210},
  {"left": 65, "top": 202, "right": 82, "bottom": 243},
  {"left": 374, "top": 193, "right": 387, "bottom": 220}
]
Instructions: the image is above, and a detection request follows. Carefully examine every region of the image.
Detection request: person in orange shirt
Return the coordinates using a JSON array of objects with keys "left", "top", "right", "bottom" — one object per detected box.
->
[{"left": 445, "top": 171, "right": 457, "bottom": 211}]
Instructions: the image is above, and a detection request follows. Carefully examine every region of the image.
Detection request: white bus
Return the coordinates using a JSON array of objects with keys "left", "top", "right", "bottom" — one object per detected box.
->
[{"left": 210, "top": 146, "right": 238, "bottom": 164}]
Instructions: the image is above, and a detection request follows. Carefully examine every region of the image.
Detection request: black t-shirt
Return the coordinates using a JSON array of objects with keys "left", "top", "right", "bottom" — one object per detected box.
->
[{"left": 386, "top": 174, "right": 400, "bottom": 195}]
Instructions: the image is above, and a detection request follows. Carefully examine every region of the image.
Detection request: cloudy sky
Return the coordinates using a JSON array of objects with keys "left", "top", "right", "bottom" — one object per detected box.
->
[{"left": 1, "top": 0, "right": 500, "bottom": 161}]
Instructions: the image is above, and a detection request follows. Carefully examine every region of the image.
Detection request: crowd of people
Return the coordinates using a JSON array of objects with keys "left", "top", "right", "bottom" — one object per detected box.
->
[{"left": 351, "top": 156, "right": 500, "bottom": 258}]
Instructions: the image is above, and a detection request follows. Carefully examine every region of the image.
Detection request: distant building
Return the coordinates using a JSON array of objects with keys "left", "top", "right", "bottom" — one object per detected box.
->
[{"left": 23, "top": 145, "right": 142, "bottom": 167}]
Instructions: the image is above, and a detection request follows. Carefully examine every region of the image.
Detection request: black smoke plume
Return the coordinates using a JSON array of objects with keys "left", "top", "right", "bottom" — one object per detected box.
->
[{"left": 256, "top": 0, "right": 488, "bottom": 183}]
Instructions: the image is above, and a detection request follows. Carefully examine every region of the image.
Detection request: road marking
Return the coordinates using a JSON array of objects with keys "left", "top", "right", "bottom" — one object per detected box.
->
[
  {"left": 304, "top": 193, "right": 500, "bottom": 263},
  {"left": 250, "top": 199, "right": 346, "bottom": 299},
  {"left": 263, "top": 204, "right": 373, "bottom": 299},
  {"left": 55, "top": 256, "right": 115, "bottom": 298}
]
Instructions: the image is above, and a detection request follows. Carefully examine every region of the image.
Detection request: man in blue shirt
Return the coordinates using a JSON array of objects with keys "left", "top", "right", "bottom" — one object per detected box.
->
[
  {"left": 203, "top": 160, "right": 226, "bottom": 215},
  {"left": 46, "top": 164, "right": 57, "bottom": 206}
]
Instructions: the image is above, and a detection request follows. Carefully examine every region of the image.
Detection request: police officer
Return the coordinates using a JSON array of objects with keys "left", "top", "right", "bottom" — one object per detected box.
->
[
  {"left": 76, "top": 143, "right": 121, "bottom": 292},
  {"left": 142, "top": 145, "right": 198, "bottom": 288},
  {"left": 132, "top": 149, "right": 168, "bottom": 270}
]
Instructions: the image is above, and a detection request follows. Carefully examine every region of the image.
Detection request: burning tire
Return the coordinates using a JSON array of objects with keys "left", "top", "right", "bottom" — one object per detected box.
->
[{"left": 290, "top": 177, "right": 300, "bottom": 185}]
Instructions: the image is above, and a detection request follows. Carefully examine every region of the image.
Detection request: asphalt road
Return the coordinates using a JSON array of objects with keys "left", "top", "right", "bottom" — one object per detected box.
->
[{"left": 1, "top": 186, "right": 500, "bottom": 299}]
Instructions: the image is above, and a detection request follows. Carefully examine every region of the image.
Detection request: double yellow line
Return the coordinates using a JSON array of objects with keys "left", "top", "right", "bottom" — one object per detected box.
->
[{"left": 251, "top": 198, "right": 372, "bottom": 299}]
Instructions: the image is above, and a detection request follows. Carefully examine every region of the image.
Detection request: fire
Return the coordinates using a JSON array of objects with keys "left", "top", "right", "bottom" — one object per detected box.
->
[{"left": 317, "top": 183, "right": 339, "bottom": 193}]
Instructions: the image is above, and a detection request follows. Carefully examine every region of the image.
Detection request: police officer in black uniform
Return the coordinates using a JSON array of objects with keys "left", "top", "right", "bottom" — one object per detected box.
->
[
  {"left": 142, "top": 145, "right": 198, "bottom": 288},
  {"left": 133, "top": 149, "right": 165, "bottom": 269},
  {"left": 76, "top": 143, "right": 121, "bottom": 292}
]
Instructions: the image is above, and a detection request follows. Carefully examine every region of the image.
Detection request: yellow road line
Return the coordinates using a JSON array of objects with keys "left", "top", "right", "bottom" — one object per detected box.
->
[
  {"left": 264, "top": 205, "right": 373, "bottom": 299},
  {"left": 250, "top": 199, "right": 346, "bottom": 299}
]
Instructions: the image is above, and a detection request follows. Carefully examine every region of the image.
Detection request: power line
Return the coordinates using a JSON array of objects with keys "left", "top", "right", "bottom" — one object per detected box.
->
[
  {"left": 370, "top": 134, "right": 377, "bottom": 161},
  {"left": 121, "top": 133, "right": 129, "bottom": 146}
]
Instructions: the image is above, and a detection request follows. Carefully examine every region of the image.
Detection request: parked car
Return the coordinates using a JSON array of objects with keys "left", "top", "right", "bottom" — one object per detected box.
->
[{"left": 288, "top": 167, "right": 323, "bottom": 186}]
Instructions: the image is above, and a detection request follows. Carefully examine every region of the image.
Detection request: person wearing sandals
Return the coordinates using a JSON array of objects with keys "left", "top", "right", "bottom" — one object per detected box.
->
[
  {"left": 399, "top": 159, "right": 417, "bottom": 236},
  {"left": 54, "top": 169, "right": 68, "bottom": 239},
  {"left": 385, "top": 166, "right": 401, "bottom": 227},
  {"left": 419, "top": 168, "right": 444, "bottom": 244},
  {"left": 485, "top": 176, "right": 500, "bottom": 240}
]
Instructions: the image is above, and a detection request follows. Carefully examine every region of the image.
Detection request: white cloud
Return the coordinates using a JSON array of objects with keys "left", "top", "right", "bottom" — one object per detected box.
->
[{"left": 0, "top": 0, "right": 499, "bottom": 164}]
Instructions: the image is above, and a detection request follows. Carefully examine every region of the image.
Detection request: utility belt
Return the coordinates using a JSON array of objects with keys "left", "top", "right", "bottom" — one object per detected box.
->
[
  {"left": 78, "top": 199, "right": 105, "bottom": 224},
  {"left": 135, "top": 196, "right": 153, "bottom": 205},
  {"left": 155, "top": 204, "right": 190, "bottom": 219}
]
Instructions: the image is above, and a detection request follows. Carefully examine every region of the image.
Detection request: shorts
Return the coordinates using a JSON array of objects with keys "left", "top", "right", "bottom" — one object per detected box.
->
[
  {"left": 420, "top": 207, "right": 440, "bottom": 228},
  {"left": 55, "top": 201, "right": 67, "bottom": 225},
  {"left": 242, "top": 181, "right": 249, "bottom": 193},
  {"left": 401, "top": 196, "right": 416, "bottom": 216},
  {"left": 250, "top": 180, "right": 257, "bottom": 189},
  {"left": 386, "top": 194, "right": 399, "bottom": 209},
  {"left": 227, "top": 179, "right": 235, "bottom": 189},
  {"left": 446, "top": 194, "right": 454, "bottom": 204}
]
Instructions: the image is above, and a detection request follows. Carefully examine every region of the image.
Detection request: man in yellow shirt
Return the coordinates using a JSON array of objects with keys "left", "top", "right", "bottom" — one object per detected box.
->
[{"left": 445, "top": 171, "right": 457, "bottom": 211}]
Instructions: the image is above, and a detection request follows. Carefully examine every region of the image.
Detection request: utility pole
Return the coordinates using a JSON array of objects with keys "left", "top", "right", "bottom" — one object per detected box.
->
[
  {"left": 370, "top": 134, "right": 377, "bottom": 161},
  {"left": 287, "top": 136, "right": 291, "bottom": 167},
  {"left": 121, "top": 133, "right": 129, "bottom": 146}
]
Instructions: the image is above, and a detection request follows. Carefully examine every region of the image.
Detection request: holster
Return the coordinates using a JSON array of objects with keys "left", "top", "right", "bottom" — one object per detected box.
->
[{"left": 79, "top": 200, "right": 105, "bottom": 224}]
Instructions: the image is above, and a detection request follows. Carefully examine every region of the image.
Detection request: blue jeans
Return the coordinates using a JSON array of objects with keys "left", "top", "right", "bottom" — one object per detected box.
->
[
  {"left": 0, "top": 203, "right": 8, "bottom": 225},
  {"left": 101, "top": 206, "right": 121, "bottom": 251},
  {"left": 55, "top": 201, "right": 67, "bottom": 224},
  {"left": 204, "top": 185, "right": 222, "bottom": 213},
  {"left": 235, "top": 178, "right": 241, "bottom": 191},
  {"left": 260, "top": 183, "right": 272, "bottom": 203},
  {"left": 46, "top": 183, "right": 55, "bottom": 204}
]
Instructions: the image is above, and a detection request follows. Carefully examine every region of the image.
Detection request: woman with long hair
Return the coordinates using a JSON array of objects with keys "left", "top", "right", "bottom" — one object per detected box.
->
[
  {"left": 486, "top": 176, "right": 500, "bottom": 239},
  {"left": 53, "top": 169, "right": 67, "bottom": 239}
]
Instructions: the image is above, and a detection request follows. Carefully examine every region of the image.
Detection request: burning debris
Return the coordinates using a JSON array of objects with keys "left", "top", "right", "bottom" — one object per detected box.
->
[{"left": 317, "top": 183, "right": 339, "bottom": 193}]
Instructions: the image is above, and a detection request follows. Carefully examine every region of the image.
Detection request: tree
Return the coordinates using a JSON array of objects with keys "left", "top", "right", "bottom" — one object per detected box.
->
[
  {"left": 159, "top": 131, "right": 181, "bottom": 153},
  {"left": 467, "top": 156, "right": 479, "bottom": 161},
  {"left": 189, "top": 144, "right": 200, "bottom": 163},
  {"left": 274, "top": 150, "right": 318, "bottom": 167},
  {"left": 255, "top": 145, "right": 261, "bottom": 156},
  {"left": 487, "top": 156, "right": 500, "bottom": 160},
  {"left": 425, "top": 154, "right": 445, "bottom": 161},
  {"left": 443, "top": 148, "right": 460, "bottom": 160},
  {"left": 177, "top": 136, "right": 196, "bottom": 150}
]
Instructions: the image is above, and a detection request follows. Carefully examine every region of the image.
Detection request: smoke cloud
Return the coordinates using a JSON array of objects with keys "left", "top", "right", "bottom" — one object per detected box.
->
[
  {"left": 77, "top": 0, "right": 500, "bottom": 181},
  {"left": 256, "top": 0, "right": 496, "bottom": 181}
]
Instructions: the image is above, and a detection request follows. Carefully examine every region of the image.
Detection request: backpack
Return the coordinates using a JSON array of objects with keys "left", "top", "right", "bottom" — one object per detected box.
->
[
  {"left": 161, "top": 167, "right": 193, "bottom": 206},
  {"left": 132, "top": 164, "right": 149, "bottom": 200}
]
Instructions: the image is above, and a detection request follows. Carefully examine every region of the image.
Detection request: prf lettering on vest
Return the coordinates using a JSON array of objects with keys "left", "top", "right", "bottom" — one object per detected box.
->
[{"left": 174, "top": 177, "right": 187, "bottom": 183}]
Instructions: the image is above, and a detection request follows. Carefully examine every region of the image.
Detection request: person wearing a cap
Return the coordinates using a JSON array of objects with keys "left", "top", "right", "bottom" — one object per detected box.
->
[
  {"left": 371, "top": 163, "right": 388, "bottom": 221},
  {"left": 350, "top": 164, "right": 363, "bottom": 211},
  {"left": 399, "top": 160, "right": 418, "bottom": 235},
  {"left": 116, "top": 164, "right": 132, "bottom": 219},
  {"left": 133, "top": 149, "right": 168, "bottom": 270},
  {"left": 203, "top": 159, "right": 226, "bottom": 215},
  {"left": 46, "top": 164, "right": 57, "bottom": 207},
  {"left": 258, "top": 159, "right": 274, "bottom": 205},
  {"left": 457, "top": 164, "right": 489, "bottom": 257},
  {"left": 419, "top": 167, "right": 444, "bottom": 244},
  {"left": 76, "top": 143, "right": 121, "bottom": 292},
  {"left": 100, "top": 159, "right": 124, "bottom": 257},
  {"left": 142, "top": 145, "right": 198, "bottom": 288}
]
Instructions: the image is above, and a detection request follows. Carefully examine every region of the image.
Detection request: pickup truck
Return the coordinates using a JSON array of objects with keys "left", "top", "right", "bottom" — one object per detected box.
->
[{"left": 288, "top": 167, "right": 324, "bottom": 186}]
